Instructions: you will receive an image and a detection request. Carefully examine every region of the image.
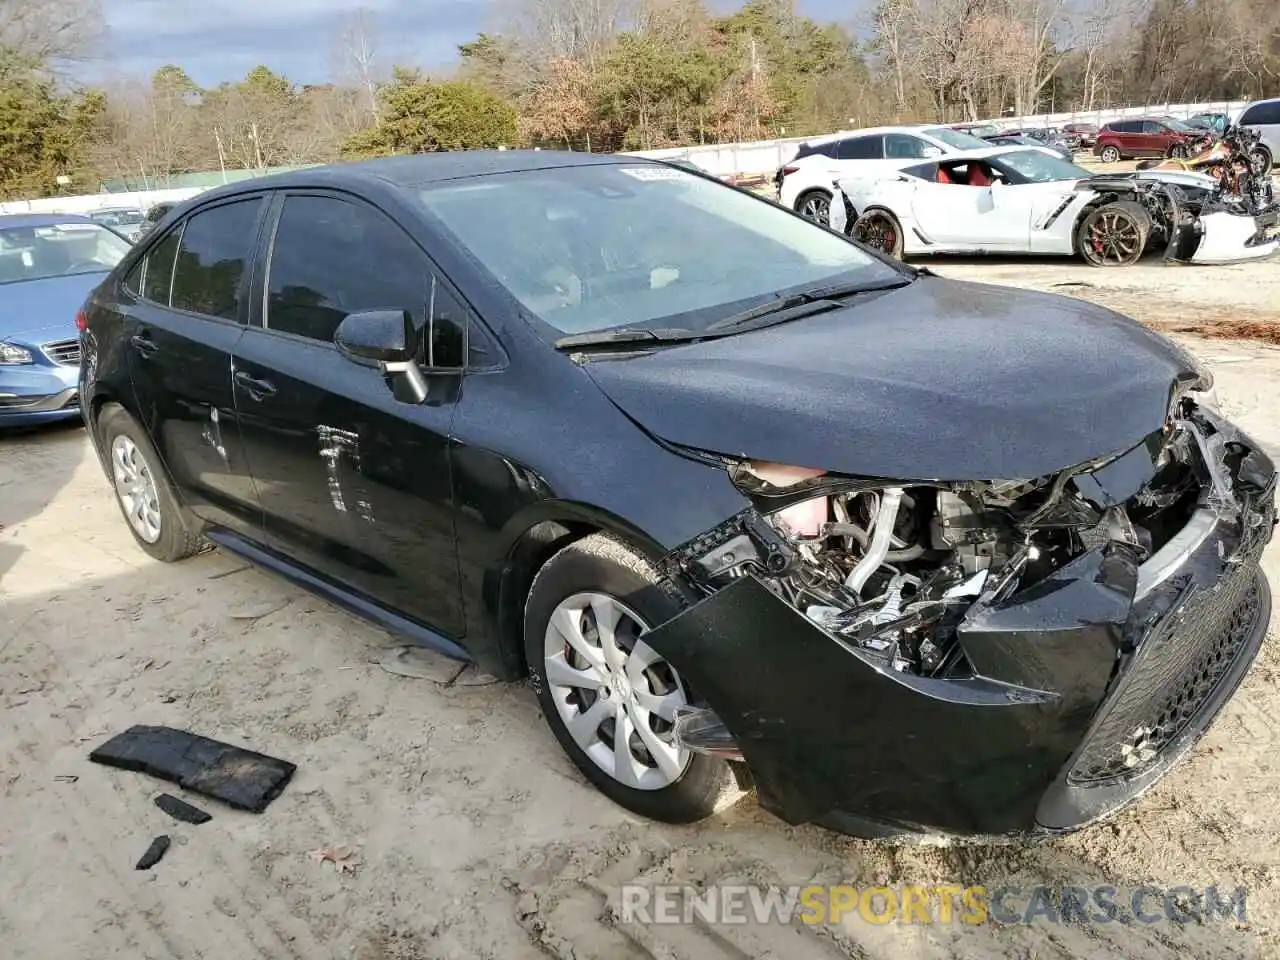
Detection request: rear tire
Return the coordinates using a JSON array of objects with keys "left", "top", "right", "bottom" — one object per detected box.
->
[
  {"left": 852, "top": 208, "right": 906, "bottom": 259},
  {"left": 1076, "top": 200, "right": 1153, "bottom": 268},
  {"left": 794, "top": 189, "right": 831, "bottom": 224},
  {"left": 524, "top": 533, "right": 735, "bottom": 824},
  {"left": 97, "top": 404, "right": 204, "bottom": 562},
  {"left": 1100, "top": 145, "right": 1121, "bottom": 163}
]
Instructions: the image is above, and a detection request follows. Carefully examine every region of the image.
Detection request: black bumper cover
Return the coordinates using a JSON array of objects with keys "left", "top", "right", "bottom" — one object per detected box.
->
[{"left": 643, "top": 502, "right": 1273, "bottom": 840}]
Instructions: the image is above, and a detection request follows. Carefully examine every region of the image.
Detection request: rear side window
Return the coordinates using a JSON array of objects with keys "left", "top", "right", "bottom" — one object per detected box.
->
[
  {"left": 170, "top": 199, "right": 262, "bottom": 320},
  {"left": 835, "top": 136, "right": 881, "bottom": 160},
  {"left": 1241, "top": 101, "right": 1280, "bottom": 125},
  {"left": 141, "top": 229, "right": 180, "bottom": 304}
]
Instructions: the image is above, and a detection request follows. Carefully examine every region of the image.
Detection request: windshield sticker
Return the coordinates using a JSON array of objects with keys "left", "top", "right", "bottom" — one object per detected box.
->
[{"left": 618, "top": 166, "right": 697, "bottom": 182}]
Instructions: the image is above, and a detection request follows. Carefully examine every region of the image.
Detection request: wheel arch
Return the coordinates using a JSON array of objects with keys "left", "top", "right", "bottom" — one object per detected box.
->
[{"left": 487, "top": 500, "right": 673, "bottom": 681}]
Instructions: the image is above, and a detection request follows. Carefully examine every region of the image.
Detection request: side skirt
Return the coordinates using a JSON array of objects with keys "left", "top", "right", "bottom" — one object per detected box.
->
[{"left": 203, "top": 528, "right": 474, "bottom": 664}]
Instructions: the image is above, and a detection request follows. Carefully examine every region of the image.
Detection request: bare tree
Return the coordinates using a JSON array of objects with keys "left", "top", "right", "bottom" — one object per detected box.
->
[
  {"left": 0, "top": 0, "right": 103, "bottom": 63},
  {"left": 500, "top": 0, "right": 639, "bottom": 63},
  {"left": 333, "top": 6, "right": 382, "bottom": 122}
]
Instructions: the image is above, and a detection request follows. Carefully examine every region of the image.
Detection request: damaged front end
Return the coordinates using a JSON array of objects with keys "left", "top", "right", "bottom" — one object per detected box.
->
[
  {"left": 1082, "top": 174, "right": 1280, "bottom": 264},
  {"left": 645, "top": 393, "right": 1276, "bottom": 839}
]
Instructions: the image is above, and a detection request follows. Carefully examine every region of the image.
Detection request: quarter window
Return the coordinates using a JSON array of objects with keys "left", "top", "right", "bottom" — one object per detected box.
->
[
  {"left": 170, "top": 199, "right": 262, "bottom": 320},
  {"left": 140, "top": 228, "right": 181, "bottom": 304}
]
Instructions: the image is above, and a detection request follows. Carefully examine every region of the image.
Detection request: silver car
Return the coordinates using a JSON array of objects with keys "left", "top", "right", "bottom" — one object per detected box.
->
[
  {"left": 1238, "top": 98, "right": 1278, "bottom": 172},
  {"left": 87, "top": 207, "right": 146, "bottom": 243}
]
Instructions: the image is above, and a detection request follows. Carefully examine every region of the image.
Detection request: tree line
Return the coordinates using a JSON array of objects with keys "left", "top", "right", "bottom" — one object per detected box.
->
[{"left": 1, "top": 0, "right": 1277, "bottom": 199}]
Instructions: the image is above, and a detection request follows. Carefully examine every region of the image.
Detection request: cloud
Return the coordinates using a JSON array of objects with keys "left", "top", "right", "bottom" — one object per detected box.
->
[{"left": 96, "top": 0, "right": 490, "bottom": 85}]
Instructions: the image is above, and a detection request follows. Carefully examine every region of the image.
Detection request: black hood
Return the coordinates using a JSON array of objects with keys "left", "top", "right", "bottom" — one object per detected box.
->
[{"left": 583, "top": 276, "right": 1200, "bottom": 481}]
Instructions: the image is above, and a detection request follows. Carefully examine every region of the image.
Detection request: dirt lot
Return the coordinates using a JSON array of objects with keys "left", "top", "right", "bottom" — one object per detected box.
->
[{"left": 3, "top": 255, "right": 1280, "bottom": 960}]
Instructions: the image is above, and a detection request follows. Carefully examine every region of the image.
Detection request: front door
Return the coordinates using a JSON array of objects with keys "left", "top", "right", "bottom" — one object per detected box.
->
[
  {"left": 232, "top": 192, "right": 466, "bottom": 637},
  {"left": 123, "top": 196, "right": 269, "bottom": 536},
  {"left": 910, "top": 163, "right": 1030, "bottom": 250}
]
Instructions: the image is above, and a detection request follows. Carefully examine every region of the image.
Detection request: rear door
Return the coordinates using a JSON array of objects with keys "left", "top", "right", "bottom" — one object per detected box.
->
[
  {"left": 123, "top": 196, "right": 269, "bottom": 536},
  {"left": 231, "top": 190, "right": 467, "bottom": 637}
]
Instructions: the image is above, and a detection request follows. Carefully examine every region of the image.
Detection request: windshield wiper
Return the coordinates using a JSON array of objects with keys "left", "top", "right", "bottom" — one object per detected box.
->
[
  {"left": 705, "top": 276, "right": 914, "bottom": 333},
  {"left": 554, "top": 326, "right": 699, "bottom": 350}
]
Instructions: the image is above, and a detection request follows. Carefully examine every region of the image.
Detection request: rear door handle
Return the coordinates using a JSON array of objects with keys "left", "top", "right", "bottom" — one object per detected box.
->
[
  {"left": 130, "top": 334, "right": 158, "bottom": 358},
  {"left": 234, "top": 371, "right": 277, "bottom": 400}
]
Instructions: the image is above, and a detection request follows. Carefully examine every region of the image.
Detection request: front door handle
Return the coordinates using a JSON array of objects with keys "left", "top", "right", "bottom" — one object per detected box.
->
[
  {"left": 234, "top": 370, "right": 277, "bottom": 400},
  {"left": 130, "top": 334, "right": 158, "bottom": 358}
]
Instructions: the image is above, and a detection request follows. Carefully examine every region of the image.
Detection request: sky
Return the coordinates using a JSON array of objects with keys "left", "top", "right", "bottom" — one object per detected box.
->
[{"left": 89, "top": 0, "right": 853, "bottom": 88}]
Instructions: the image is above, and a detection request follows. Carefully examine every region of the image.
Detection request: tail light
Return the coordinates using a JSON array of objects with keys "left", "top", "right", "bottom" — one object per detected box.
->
[{"left": 75, "top": 308, "right": 87, "bottom": 332}]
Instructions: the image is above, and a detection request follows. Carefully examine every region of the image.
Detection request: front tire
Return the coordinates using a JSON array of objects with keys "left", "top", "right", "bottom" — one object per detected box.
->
[
  {"left": 1100, "top": 145, "right": 1121, "bottom": 163},
  {"left": 97, "top": 404, "right": 203, "bottom": 562},
  {"left": 524, "top": 533, "right": 734, "bottom": 824},
  {"left": 852, "top": 208, "right": 905, "bottom": 259},
  {"left": 1167, "top": 143, "right": 1189, "bottom": 159},
  {"left": 1250, "top": 146, "right": 1273, "bottom": 175},
  {"left": 1076, "top": 200, "right": 1153, "bottom": 267}
]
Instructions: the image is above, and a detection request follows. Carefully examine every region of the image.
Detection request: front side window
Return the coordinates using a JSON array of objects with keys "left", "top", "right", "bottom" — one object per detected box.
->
[
  {"left": 884, "top": 134, "right": 929, "bottom": 159},
  {"left": 0, "top": 222, "right": 131, "bottom": 285},
  {"left": 265, "top": 194, "right": 466, "bottom": 366},
  {"left": 1241, "top": 101, "right": 1280, "bottom": 125},
  {"left": 414, "top": 163, "right": 903, "bottom": 339},
  {"left": 170, "top": 199, "right": 262, "bottom": 320}
]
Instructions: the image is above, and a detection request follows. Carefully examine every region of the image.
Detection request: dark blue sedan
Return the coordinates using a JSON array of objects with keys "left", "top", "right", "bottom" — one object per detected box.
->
[{"left": 0, "top": 213, "right": 132, "bottom": 427}]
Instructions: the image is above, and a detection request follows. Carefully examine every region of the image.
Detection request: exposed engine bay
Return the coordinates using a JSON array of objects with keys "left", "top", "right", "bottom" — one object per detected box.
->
[{"left": 661, "top": 392, "right": 1271, "bottom": 682}]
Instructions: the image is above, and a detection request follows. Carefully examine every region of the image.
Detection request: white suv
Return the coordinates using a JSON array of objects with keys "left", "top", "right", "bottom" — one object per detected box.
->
[
  {"left": 1237, "top": 98, "right": 1278, "bottom": 172},
  {"left": 776, "top": 125, "right": 994, "bottom": 221}
]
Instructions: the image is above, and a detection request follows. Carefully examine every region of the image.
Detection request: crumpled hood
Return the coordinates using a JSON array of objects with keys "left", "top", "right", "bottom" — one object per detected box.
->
[
  {"left": 582, "top": 276, "right": 1200, "bottom": 481},
  {"left": 0, "top": 272, "right": 104, "bottom": 344}
]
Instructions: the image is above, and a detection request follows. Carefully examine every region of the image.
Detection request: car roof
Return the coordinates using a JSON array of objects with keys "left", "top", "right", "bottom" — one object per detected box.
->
[
  {"left": 0, "top": 212, "right": 98, "bottom": 228},
  {"left": 185, "top": 150, "right": 643, "bottom": 206},
  {"left": 804, "top": 124, "right": 956, "bottom": 145}
]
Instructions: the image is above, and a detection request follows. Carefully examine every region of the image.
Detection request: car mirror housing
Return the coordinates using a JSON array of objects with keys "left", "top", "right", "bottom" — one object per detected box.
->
[
  {"left": 922, "top": 146, "right": 944, "bottom": 159},
  {"left": 335, "top": 310, "right": 415, "bottom": 364}
]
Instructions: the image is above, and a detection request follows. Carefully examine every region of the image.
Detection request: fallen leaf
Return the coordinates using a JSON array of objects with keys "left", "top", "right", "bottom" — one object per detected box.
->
[{"left": 309, "top": 844, "right": 361, "bottom": 875}]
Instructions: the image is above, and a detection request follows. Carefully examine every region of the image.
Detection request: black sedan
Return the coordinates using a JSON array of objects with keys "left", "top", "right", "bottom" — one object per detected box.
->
[{"left": 78, "top": 151, "right": 1276, "bottom": 840}]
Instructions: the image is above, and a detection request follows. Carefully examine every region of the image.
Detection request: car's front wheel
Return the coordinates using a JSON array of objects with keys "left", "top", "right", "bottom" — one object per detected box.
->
[
  {"left": 1076, "top": 200, "right": 1153, "bottom": 267},
  {"left": 524, "top": 533, "right": 734, "bottom": 824},
  {"left": 1249, "top": 145, "right": 1273, "bottom": 175},
  {"left": 1100, "top": 145, "right": 1121, "bottom": 163},
  {"left": 852, "top": 208, "right": 905, "bottom": 259},
  {"left": 98, "top": 404, "right": 203, "bottom": 562}
]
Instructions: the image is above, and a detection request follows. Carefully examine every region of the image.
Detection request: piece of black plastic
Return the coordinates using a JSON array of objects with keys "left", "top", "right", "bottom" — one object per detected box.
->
[
  {"left": 155, "top": 793, "right": 212, "bottom": 825},
  {"left": 136, "top": 835, "right": 170, "bottom": 870},
  {"left": 90, "top": 725, "right": 296, "bottom": 813}
]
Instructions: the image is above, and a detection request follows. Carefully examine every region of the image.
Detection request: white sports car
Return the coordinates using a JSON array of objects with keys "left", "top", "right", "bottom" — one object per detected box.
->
[{"left": 827, "top": 146, "right": 1279, "bottom": 267}]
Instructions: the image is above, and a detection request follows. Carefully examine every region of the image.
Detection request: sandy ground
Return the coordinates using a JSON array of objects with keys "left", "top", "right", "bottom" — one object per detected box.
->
[{"left": 4, "top": 257, "right": 1280, "bottom": 960}]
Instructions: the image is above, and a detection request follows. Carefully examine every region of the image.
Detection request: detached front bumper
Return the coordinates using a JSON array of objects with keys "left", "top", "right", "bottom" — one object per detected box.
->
[
  {"left": 643, "top": 448, "right": 1276, "bottom": 841},
  {"left": 1189, "top": 208, "right": 1280, "bottom": 263}
]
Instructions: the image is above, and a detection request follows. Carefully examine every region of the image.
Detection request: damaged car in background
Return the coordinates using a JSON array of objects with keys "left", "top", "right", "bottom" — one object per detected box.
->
[
  {"left": 830, "top": 144, "right": 1278, "bottom": 266},
  {"left": 81, "top": 152, "right": 1276, "bottom": 843}
]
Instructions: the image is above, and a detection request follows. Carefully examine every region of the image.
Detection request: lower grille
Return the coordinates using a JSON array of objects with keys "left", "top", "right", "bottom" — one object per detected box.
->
[
  {"left": 1068, "top": 556, "right": 1265, "bottom": 785},
  {"left": 42, "top": 338, "right": 81, "bottom": 366}
]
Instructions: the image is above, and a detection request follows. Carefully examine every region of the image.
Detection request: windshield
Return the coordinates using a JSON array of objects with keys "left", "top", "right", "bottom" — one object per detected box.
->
[
  {"left": 1160, "top": 117, "right": 1195, "bottom": 133},
  {"left": 90, "top": 209, "right": 144, "bottom": 227},
  {"left": 414, "top": 164, "right": 903, "bottom": 337},
  {"left": 0, "top": 222, "right": 132, "bottom": 285},
  {"left": 995, "top": 149, "right": 1092, "bottom": 183},
  {"left": 922, "top": 127, "right": 990, "bottom": 151}
]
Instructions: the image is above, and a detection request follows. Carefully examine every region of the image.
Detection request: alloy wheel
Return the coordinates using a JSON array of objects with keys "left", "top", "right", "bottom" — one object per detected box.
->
[
  {"left": 855, "top": 212, "right": 898, "bottom": 256},
  {"left": 799, "top": 193, "right": 830, "bottom": 223},
  {"left": 110, "top": 434, "right": 162, "bottom": 543},
  {"left": 1085, "top": 210, "right": 1143, "bottom": 266},
  {"left": 1101, "top": 146, "right": 1120, "bottom": 163},
  {"left": 542, "top": 591, "right": 690, "bottom": 790}
]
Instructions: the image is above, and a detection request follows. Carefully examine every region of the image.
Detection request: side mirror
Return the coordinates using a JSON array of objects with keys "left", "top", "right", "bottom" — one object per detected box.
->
[
  {"left": 921, "top": 146, "right": 944, "bottom": 159},
  {"left": 335, "top": 310, "right": 414, "bottom": 364},
  {"left": 336, "top": 309, "right": 431, "bottom": 404}
]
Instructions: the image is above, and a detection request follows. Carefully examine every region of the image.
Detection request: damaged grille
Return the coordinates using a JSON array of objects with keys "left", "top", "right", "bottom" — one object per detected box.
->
[{"left": 1068, "top": 551, "right": 1265, "bottom": 785}]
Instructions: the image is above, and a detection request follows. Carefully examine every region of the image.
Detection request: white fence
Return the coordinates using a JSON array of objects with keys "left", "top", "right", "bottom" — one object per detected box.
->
[{"left": 1, "top": 98, "right": 1265, "bottom": 215}]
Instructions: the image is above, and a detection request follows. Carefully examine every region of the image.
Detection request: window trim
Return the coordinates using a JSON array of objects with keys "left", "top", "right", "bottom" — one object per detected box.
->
[{"left": 253, "top": 187, "right": 506, "bottom": 370}]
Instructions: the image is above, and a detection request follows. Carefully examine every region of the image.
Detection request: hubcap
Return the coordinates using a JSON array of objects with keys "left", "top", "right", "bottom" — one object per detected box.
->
[
  {"left": 110, "top": 435, "right": 162, "bottom": 543},
  {"left": 543, "top": 591, "right": 691, "bottom": 790}
]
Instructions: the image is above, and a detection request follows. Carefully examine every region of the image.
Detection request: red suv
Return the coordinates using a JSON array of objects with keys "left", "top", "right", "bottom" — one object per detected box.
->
[{"left": 1094, "top": 117, "right": 1201, "bottom": 162}]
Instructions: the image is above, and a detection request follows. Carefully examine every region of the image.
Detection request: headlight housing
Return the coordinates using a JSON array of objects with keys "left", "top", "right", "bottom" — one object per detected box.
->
[{"left": 0, "top": 341, "right": 34, "bottom": 364}]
